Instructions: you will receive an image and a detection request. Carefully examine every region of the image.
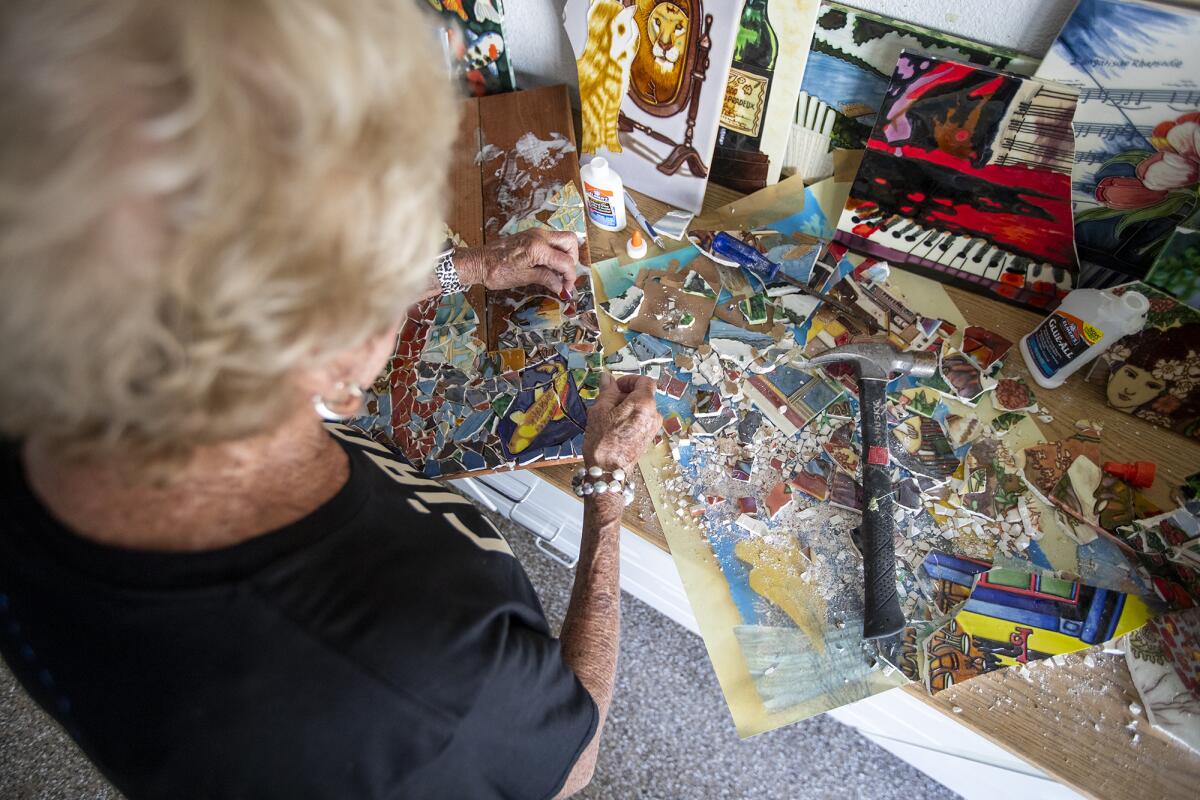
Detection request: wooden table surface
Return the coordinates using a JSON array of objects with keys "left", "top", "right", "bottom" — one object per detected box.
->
[{"left": 533, "top": 181, "right": 1200, "bottom": 798}]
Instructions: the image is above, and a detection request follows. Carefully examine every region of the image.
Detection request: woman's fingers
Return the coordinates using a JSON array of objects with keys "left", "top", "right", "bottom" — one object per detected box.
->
[
  {"left": 614, "top": 373, "right": 651, "bottom": 395},
  {"left": 541, "top": 229, "right": 581, "bottom": 261},
  {"left": 531, "top": 266, "right": 569, "bottom": 295},
  {"left": 530, "top": 238, "right": 577, "bottom": 294}
]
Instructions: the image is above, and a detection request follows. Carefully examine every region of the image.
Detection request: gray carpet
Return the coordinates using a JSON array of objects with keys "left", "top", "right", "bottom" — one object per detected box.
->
[{"left": 0, "top": 510, "right": 960, "bottom": 800}]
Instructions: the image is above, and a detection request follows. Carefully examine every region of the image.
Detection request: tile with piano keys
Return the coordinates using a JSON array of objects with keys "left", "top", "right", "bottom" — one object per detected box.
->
[{"left": 833, "top": 51, "right": 1080, "bottom": 310}]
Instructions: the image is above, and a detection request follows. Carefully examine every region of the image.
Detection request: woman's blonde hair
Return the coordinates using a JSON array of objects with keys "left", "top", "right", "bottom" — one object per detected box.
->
[{"left": 0, "top": 0, "right": 459, "bottom": 461}]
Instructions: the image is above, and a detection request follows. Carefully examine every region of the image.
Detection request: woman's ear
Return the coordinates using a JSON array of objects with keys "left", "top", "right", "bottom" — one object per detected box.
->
[{"left": 296, "top": 323, "right": 400, "bottom": 403}]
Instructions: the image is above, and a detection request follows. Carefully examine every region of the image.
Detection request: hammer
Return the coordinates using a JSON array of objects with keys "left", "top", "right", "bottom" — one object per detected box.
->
[{"left": 791, "top": 341, "right": 937, "bottom": 640}]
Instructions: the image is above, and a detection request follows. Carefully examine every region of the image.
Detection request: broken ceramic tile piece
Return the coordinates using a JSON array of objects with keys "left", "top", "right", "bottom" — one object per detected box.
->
[
  {"left": 739, "top": 294, "right": 769, "bottom": 325},
  {"left": 599, "top": 285, "right": 645, "bottom": 323},
  {"left": 944, "top": 414, "right": 982, "bottom": 448},
  {"left": 735, "top": 513, "right": 770, "bottom": 537},
  {"left": 744, "top": 363, "right": 844, "bottom": 437},
  {"left": 961, "top": 325, "right": 1013, "bottom": 373},
  {"left": 653, "top": 208, "right": 695, "bottom": 241},
  {"left": 628, "top": 332, "right": 674, "bottom": 365},
  {"left": 681, "top": 270, "right": 717, "bottom": 297},
  {"left": 829, "top": 472, "right": 864, "bottom": 511},
  {"left": 991, "top": 411, "right": 1027, "bottom": 434},
  {"left": 737, "top": 496, "right": 759, "bottom": 514},
  {"left": 765, "top": 481, "right": 792, "bottom": 518},
  {"left": 789, "top": 457, "right": 832, "bottom": 502},
  {"left": 993, "top": 376, "right": 1037, "bottom": 412}
]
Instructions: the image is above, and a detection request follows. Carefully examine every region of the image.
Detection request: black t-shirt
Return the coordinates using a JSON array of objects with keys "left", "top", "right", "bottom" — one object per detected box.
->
[{"left": 0, "top": 424, "right": 596, "bottom": 800}]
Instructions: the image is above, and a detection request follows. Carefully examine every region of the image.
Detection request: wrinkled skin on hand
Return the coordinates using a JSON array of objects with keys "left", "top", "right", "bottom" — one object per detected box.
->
[
  {"left": 455, "top": 229, "right": 580, "bottom": 297},
  {"left": 584, "top": 374, "right": 663, "bottom": 472}
]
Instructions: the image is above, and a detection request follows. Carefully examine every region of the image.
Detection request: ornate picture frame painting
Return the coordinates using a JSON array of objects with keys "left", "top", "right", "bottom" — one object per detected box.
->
[{"left": 567, "top": 0, "right": 745, "bottom": 212}]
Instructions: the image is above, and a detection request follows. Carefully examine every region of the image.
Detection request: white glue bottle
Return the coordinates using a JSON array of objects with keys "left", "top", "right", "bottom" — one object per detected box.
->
[
  {"left": 1020, "top": 288, "right": 1150, "bottom": 389},
  {"left": 580, "top": 157, "right": 627, "bottom": 232}
]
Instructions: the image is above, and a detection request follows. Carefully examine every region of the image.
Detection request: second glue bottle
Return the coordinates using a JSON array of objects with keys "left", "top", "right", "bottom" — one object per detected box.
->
[{"left": 581, "top": 157, "right": 627, "bottom": 232}]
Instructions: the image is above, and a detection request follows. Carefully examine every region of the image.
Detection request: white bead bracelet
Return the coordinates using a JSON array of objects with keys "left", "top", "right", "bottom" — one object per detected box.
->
[{"left": 571, "top": 465, "right": 635, "bottom": 506}]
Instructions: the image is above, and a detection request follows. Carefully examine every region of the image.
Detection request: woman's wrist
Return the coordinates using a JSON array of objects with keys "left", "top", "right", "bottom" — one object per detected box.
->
[
  {"left": 451, "top": 246, "right": 485, "bottom": 287},
  {"left": 585, "top": 490, "right": 627, "bottom": 528}
]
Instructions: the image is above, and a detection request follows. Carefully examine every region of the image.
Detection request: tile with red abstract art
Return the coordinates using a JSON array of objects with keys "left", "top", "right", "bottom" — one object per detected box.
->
[{"left": 835, "top": 52, "right": 1080, "bottom": 309}]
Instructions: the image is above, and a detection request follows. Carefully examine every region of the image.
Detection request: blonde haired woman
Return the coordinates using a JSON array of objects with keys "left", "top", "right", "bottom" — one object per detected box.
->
[{"left": 0, "top": 2, "right": 661, "bottom": 798}]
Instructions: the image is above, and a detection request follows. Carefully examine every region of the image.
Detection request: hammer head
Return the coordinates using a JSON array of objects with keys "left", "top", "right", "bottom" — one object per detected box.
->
[{"left": 790, "top": 341, "right": 937, "bottom": 382}]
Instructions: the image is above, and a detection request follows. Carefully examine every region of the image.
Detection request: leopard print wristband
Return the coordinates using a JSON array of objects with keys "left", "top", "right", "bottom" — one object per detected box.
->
[{"left": 434, "top": 249, "right": 467, "bottom": 296}]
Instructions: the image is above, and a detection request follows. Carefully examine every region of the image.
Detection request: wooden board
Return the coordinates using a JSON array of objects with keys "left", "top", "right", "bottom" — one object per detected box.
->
[
  {"left": 478, "top": 85, "right": 589, "bottom": 350},
  {"left": 530, "top": 179, "right": 1200, "bottom": 798}
]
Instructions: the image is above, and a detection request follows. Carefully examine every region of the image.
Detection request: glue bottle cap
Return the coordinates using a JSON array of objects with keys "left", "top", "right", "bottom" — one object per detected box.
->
[
  {"left": 626, "top": 227, "right": 647, "bottom": 258},
  {"left": 591, "top": 157, "right": 609, "bottom": 178}
]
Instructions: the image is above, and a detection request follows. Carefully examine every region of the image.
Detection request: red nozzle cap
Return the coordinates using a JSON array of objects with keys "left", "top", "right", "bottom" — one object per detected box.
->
[{"left": 1102, "top": 460, "right": 1156, "bottom": 489}]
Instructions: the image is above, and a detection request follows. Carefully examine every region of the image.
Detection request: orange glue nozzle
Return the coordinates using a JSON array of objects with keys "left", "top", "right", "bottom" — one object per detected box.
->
[
  {"left": 631, "top": 229, "right": 643, "bottom": 246},
  {"left": 1102, "top": 460, "right": 1156, "bottom": 488}
]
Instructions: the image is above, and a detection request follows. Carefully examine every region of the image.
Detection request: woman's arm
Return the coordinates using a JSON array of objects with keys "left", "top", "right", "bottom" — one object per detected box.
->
[
  {"left": 415, "top": 229, "right": 580, "bottom": 303},
  {"left": 553, "top": 492, "right": 624, "bottom": 797},
  {"left": 554, "top": 374, "right": 661, "bottom": 798}
]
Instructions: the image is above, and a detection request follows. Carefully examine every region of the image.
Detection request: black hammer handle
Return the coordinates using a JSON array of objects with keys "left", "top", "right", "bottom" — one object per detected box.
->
[{"left": 857, "top": 376, "right": 906, "bottom": 640}]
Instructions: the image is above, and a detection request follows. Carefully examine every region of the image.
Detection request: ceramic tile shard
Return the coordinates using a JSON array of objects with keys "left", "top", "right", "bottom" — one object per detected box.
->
[
  {"left": 993, "top": 376, "right": 1037, "bottom": 412},
  {"left": 599, "top": 285, "right": 645, "bottom": 324},
  {"left": 961, "top": 326, "right": 1013, "bottom": 373},
  {"left": 990, "top": 411, "right": 1027, "bottom": 435},
  {"left": 1124, "top": 609, "right": 1200, "bottom": 755},
  {"left": 829, "top": 472, "right": 863, "bottom": 511},
  {"left": 890, "top": 416, "right": 960, "bottom": 482},
  {"left": 744, "top": 364, "right": 845, "bottom": 437},
  {"left": 823, "top": 421, "right": 861, "bottom": 476},
  {"left": 1113, "top": 506, "right": 1200, "bottom": 609},
  {"left": 940, "top": 351, "right": 996, "bottom": 404},
  {"left": 765, "top": 481, "right": 792, "bottom": 519},
  {"left": 909, "top": 551, "right": 1153, "bottom": 693},
  {"left": 944, "top": 415, "right": 982, "bottom": 449}
]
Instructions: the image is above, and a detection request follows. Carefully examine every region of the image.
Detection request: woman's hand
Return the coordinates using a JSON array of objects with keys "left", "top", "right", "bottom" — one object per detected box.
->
[
  {"left": 454, "top": 229, "right": 580, "bottom": 297},
  {"left": 583, "top": 374, "right": 662, "bottom": 473}
]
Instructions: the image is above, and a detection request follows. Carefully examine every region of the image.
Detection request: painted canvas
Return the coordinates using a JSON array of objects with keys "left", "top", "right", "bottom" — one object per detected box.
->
[
  {"left": 566, "top": 0, "right": 744, "bottom": 213},
  {"left": 1085, "top": 283, "right": 1200, "bottom": 440},
  {"left": 427, "top": 0, "right": 517, "bottom": 97},
  {"left": 786, "top": 1, "right": 1036, "bottom": 182},
  {"left": 711, "top": 0, "right": 822, "bottom": 192},
  {"left": 1034, "top": 0, "right": 1200, "bottom": 280},
  {"left": 834, "top": 53, "right": 1081, "bottom": 309}
]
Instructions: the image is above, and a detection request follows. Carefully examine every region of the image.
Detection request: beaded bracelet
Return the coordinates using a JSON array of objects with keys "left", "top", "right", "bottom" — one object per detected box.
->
[{"left": 571, "top": 465, "right": 636, "bottom": 506}]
